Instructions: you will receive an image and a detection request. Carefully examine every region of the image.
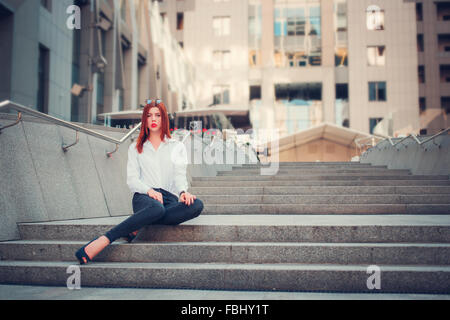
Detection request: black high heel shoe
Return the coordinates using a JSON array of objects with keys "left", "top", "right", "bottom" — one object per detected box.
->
[{"left": 75, "top": 237, "right": 98, "bottom": 265}]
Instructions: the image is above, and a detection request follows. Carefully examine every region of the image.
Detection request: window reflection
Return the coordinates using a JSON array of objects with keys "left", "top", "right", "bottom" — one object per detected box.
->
[
  {"left": 249, "top": 1, "right": 262, "bottom": 67},
  {"left": 369, "top": 82, "right": 387, "bottom": 101},
  {"left": 335, "top": 0, "right": 348, "bottom": 67},
  {"left": 213, "top": 16, "right": 230, "bottom": 36},
  {"left": 367, "top": 46, "right": 386, "bottom": 66},
  {"left": 274, "top": 0, "right": 321, "bottom": 68},
  {"left": 274, "top": 83, "right": 323, "bottom": 135},
  {"left": 212, "top": 85, "right": 230, "bottom": 105},
  {"left": 366, "top": 5, "right": 385, "bottom": 31}
]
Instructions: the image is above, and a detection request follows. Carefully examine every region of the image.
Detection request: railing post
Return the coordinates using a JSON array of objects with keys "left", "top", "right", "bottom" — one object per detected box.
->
[
  {"left": 62, "top": 131, "right": 79, "bottom": 152},
  {"left": 0, "top": 112, "right": 22, "bottom": 134}
]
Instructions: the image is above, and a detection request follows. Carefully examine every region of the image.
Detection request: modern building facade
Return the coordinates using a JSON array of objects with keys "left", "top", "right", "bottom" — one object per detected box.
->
[
  {"left": 160, "top": 0, "right": 422, "bottom": 138},
  {"left": 0, "top": 0, "right": 196, "bottom": 126},
  {"left": 414, "top": 0, "right": 450, "bottom": 135},
  {"left": 2, "top": 0, "right": 446, "bottom": 139},
  {"left": 0, "top": 0, "right": 75, "bottom": 121}
]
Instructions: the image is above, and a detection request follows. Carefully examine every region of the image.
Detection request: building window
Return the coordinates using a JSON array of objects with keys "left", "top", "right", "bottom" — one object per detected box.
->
[
  {"left": 440, "top": 65, "right": 450, "bottom": 82},
  {"left": 442, "top": 97, "right": 450, "bottom": 114},
  {"left": 335, "top": 48, "right": 348, "bottom": 67},
  {"left": 287, "top": 16, "right": 305, "bottom": 36},
  {"left": 419, "top": 66, "right": 425, "bottom": 83},
  {"left": 177, "top": 12, "right": 184, "bottom": 30},
  {"left": 438, "top": 34, "right": 450, "bottom": 54},
  {"left": 40, "top": 0, "right": 51, "bottom": 12},
  {"left": 417, "top": 34, "right": 424, "bottom": 52},
  {"left": 416, "top": 3, "right": 423, "bottom": 21},
  {"left": 275, "top": 82, "right": 323, "bottom": 133},
  {"left": 369, "top": 82, "right": 386, "bottom": 101},
  {"left": 336, "top": 83, "right": 348, "bottom": 101},
  {"left": 97, "top": 72, "right": 105, "bottom": 116},
  {"left": 212, "top": 85, "right": 230, "bottom": 105},
  {"left": 286, "top": 52, "right": 309, "bottom": 67},
  {"left": 96, "top": 31, "right": 107, "bottom": 117},
  {"left": 249, "top": 3, "right": 262, "bottom": 68},
  {"left": 249, "top": 50, "right": 261, "bottom": 67},
  {"left": 366, "top": 6, "right": 384, "bottom": 30},
  {"left": 37, "top": 44, "right": 50, "bottom": 114},
  {"left": 249, "top": 85, "right": 261, "bottom": 100},
  {"left": 212, "top": 16, "right": 230, "bottom": 36},
  {"left": 367, "top": 46, "right": 385, "bottom": 66},
  {"left": 275, "top": 83, "right": 322, "bottom": 101},
  {"left": 335, "top": 0, "right": 348, "bottom": 67},
  {"left": 213, "top": 50, "right": 230, "bottom": 70},
  {"left": 369, "top": 118, "right": 383, "bottom": 134},
  {"left": 71, "top": 26, "right": 81, "bottom": 122},
  {"left": 274, "top": 0, "right": 322, "bottom": 67},
  {"left": 419, "top": 97, "right": 426, "bottom": 114},
  {"left": 120, "top": 0, "right": 127, "bottom": 21},
  {"left": 336, "top": 83, "right": 349, "bottom": 128},
  {"left": 118, "top": 88, "right": 124, "bottom": 112},
  {"left": 436, "top": 2, "right": 450, "bottom": 21}
]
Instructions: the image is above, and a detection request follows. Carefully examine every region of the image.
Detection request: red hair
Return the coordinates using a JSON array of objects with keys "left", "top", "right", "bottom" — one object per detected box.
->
[{"left": 136, "top": 100, "right": 172, "bottom": 153}]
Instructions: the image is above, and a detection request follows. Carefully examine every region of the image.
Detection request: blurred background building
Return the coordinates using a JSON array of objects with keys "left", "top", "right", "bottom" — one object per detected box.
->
[
  {"left": 415, "top": 0, "right": 450, "bottom": 135},
  {"left": 0, "top": 0, "right": 449, "bottom": 141},
  {"left": 0, "top": 0, "right": 197, "bottom": 127},
  {"left": 161, "top": 0, "right": 450, "bottom": 137}
]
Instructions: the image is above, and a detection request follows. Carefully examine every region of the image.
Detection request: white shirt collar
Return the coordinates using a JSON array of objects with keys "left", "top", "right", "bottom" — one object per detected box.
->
[{"left": 144, "top": 134, "right": 176, "bottom": 149}]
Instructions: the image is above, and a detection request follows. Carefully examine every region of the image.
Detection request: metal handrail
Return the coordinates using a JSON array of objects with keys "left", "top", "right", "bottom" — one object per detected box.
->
[
  {"left": 354, "top": 134, "right": 385, "bottom": 154},
  {"left": 365, "top": 127, "right": 450, "bottom": 153},
  {"left": 0, "top": 100, "right": 141, "bottom": 157},
  {"left": 351, "top": 126, "right": 449, "bottom": 157}
]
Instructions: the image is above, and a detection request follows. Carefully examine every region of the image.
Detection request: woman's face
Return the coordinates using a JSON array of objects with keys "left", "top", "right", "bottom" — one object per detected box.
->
[{"left": 147, "top": 107, "right": 162, "bottom": 134}]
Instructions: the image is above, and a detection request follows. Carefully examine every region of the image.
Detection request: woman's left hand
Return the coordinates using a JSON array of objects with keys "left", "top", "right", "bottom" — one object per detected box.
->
[{"left": 179, "top": 191, "right": 196, "bottom": 206}]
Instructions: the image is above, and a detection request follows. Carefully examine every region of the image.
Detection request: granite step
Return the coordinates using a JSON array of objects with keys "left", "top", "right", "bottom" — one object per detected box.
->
[
  {"left": 189, "top": 186, "right": 450, "bottom": 195},
  {"left": 237, "top": 162, "right": 383, "bottom": 167},
  {"left": 201, "top": 204, "right": 450, "bottom": 215},
  {"left": 196, "top": 194, "right": 450, "bottom": 205},
  {"left": 190, "top": 180, "right": 450, "bottom": 187},
  {"left": 0, "top": 260, "right": 448, "bottom": 293},
  {"left": 234, "top": 164, "right": 388, "bottom": 168},
  {"left": 17, "top": 215, "right": 450, "bottom": 243},
  {"left": 192, "top": 175, "right": 449, "bottom": 181},
  {"left": 1, "top": 240, "right": 449, "bottom": 265},
  {"left": 218, "top": 169, "right": 412, "bottom": 175}
]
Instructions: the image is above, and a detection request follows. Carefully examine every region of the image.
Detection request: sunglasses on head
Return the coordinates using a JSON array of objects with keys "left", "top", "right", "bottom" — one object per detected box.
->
[{"left": 146, "top": 99, "right": 162, "bottom": 105}]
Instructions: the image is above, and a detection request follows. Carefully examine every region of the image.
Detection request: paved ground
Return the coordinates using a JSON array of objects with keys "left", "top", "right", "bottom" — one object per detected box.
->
[{"left": 0, "top": 285, "right": 449, "bottom": 300}]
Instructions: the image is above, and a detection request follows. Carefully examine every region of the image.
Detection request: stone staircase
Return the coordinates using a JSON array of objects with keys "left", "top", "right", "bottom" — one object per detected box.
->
[{"left": 0, "top": 162, "right": 449, "bottom": 293}]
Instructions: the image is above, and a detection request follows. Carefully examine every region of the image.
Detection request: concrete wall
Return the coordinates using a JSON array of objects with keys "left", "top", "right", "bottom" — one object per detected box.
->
[
  {"left": 360, "top": 134, "right": 450, "bottom": 176},
  {"left": 0, "top": 115, "right": 132, "bottom": 241}
]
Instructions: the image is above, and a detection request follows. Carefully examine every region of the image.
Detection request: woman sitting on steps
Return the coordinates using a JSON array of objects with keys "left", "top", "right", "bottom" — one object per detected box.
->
[{"left": 75, "top": 99, "right": 203, "bottom": 264}]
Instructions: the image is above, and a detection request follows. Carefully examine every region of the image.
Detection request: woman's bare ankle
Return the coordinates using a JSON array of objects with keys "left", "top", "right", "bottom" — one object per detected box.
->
[{"left": 85, "top": 236, "right": 110, "bottom": 260}]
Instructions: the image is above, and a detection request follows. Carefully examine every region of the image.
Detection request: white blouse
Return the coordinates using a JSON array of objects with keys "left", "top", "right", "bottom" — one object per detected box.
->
[{"left": 126, "top": 135, "right": 189, "bottom": 198}]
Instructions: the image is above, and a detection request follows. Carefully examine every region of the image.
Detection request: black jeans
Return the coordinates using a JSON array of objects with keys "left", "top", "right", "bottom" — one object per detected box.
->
[{"left": 104, "top": 188, "right": 203, "bottom": 243}]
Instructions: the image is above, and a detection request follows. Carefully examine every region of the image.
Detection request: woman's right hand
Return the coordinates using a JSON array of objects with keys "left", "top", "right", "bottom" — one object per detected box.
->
[{"left": 147, "top": 189, "right": 163, "bottom": 204}]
